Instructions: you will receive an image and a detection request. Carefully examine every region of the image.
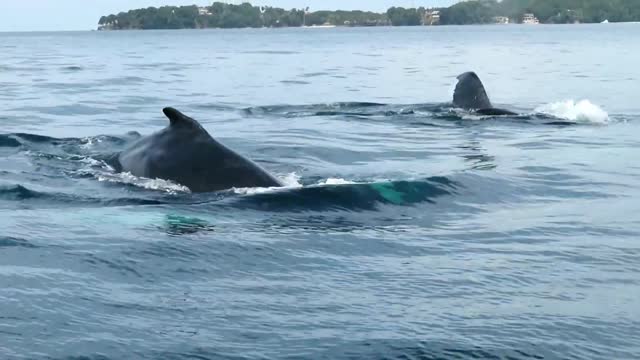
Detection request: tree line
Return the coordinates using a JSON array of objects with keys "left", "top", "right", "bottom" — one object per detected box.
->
[
  {"left": 440, "top": 0, "right": 640, "bottom": 25},
  {"left": 98, "top": 1, "right": 640, "bottom": 30},
  {"left": 98, "top": 3, "right": 389, "bottom": 30}
]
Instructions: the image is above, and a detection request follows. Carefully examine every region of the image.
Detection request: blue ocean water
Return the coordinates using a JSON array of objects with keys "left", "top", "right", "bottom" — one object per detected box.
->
[{"left": 1, "top": 24, "right": 639, "bottom": 359}]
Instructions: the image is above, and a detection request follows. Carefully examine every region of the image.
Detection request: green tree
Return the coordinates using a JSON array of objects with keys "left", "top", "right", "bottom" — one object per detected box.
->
[{"left": 387, "top": 7, "right": 422, "bottom": 26}]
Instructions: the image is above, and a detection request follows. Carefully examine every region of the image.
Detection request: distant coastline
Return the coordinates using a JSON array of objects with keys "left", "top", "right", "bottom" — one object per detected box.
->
[{"left": 98, "top": 0, "right": 640, "bottom": 30}]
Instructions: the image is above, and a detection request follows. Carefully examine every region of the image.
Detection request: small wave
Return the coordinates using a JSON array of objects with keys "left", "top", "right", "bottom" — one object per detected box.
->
[
  {"left": 22, "top": 104, "right": 112, "bottom": 116},
  {"left": 1, "top": 132, "right": 141, "bottom": 154},
  {"left": 164, "top": 214, "right": 216, "bottom": 236},
  {"left": 280, "top": 80, "right": 311, "bottom": 85},
  {"left": 0, "top": 135, "right": 21, "bottom": 147},
  {"left": 242, "top": 50, "right": 300, "bottom": 55},
  {"left": 60, "top": 65, "right": 83, "bottom": 72},
  {"left": 0, "top": 184, "right": 166, "bottom": 207},
  {"left": 0, "top": 236, "right": 38, "bottom": 248},
  {"left": 228, "top": 177, "right": 458, "bottom": 211},
  {"left": 301, "top": 72, "right": 329, "bottom": 78},
  {"left": 9, "top": 133, "right": 59, "bottom": 144},
  {"left": 535, "top": 100, "right": 609, "bottom": 124},
  {"left": 79, "top": 132, "right": 140, "bottom": 149},
  {"left": 0, "top": 184, "right": 39, "bottom": 200}
]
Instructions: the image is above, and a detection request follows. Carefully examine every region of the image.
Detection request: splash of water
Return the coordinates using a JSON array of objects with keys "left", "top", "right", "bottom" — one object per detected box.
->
[
  {"left": 281, "top": 172, "right": 303, "bottom": 187},
  {"left": 535, "top": 99, "right": 609, "bottom": 124}
]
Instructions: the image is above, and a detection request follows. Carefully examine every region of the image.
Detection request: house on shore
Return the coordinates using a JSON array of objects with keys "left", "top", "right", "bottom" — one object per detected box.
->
[
  {"left": 522, "top": 13, "right": 540, "bottom": 24},
  {"left": 423, "top": 10, "right": 440, "bottom": 25},
  {"left": 198, "top": 7, "right": 212, "bottom": 16}
]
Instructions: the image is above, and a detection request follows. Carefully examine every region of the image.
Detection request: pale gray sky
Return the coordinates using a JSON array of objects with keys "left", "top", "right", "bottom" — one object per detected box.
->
[{"left": 0, "top": 0, "right": 459, "bottom": 32}]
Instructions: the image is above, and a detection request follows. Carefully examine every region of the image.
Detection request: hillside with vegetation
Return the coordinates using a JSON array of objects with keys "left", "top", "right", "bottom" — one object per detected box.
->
[
  {"left": 98, "top": 3, "right": 389, "bottom": 30},
  {"left": 439, "top": 0, "right": 640, "bottom": 25},
  {"left": 98, "top": 0, "right": 640, "bottom": 30}
]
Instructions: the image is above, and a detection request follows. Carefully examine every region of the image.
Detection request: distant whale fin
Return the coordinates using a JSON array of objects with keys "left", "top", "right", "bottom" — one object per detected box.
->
[
  {"left": 453, "top": 71, "right": 493, "bottom": 110},
  {"left": 163, "top": 107, "right": 201, "bottom": 129}
]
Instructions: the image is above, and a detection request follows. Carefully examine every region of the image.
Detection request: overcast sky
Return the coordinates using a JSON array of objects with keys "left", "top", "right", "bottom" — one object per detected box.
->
[{"left": 0, "top": 0, "right": 459, "bottom": 32}]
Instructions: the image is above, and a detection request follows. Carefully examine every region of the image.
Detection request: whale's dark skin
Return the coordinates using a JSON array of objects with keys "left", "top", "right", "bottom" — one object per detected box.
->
[
  {"left": 111, "top": 107, "right": 283, "bottom": 193},
  {"left": 452, "top": 72, "right": 518, "bottom": 116}
]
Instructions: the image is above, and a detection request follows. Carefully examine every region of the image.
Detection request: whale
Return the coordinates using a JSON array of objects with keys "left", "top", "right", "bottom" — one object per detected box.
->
[
  {"left": 107, "top": 107, "right": 283, "bottom": 193},
  {"left": 452, "top": 71, "right": 518, "bottom": 116}
]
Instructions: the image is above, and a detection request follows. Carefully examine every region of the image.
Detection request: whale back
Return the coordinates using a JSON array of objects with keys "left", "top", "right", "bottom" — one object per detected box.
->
[
  {"left": 117, "top": 107, "right": 282, "bottom": 192},
  {"left": 453, "top": 71, "right": 493, "bottom": 110}
]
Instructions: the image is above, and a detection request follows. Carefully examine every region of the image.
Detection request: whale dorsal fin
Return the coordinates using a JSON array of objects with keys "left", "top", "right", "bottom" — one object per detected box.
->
[
  {"left": 163, "top": 107, "right": 201, "bottom": 129},
  {"left": 452, "top": 71, "right": 493, "bottom": 110}
]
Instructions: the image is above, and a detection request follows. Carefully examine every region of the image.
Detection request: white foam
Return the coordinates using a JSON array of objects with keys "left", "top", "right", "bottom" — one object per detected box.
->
[
  {"left": 80, "top": 136, "right": 103, "bottom": 148},
  {"left": 232, "top": 186, "right": 284, "bottom": 195},
  {"left": 232, "top": 175, "right": 365, "bottom": 196},
  {"left": 318, "top": 178, "right": 356, "bottom": 185},
  {"left": 535, "top": 100, "right": 609, "bottom": 124},
  {"left": 449, "top": 108, "right": 488, "bottom": 121},
  {"left": 281, "top": 172, "right": 303, "bottom": 187},
  {"left": 79, "top": 156, "right": 108, "bottom": 168},
  {"left": 232, "top": 172, "right": 302, "bottom": 195},
  {"left": 96, "top": 172, "right": 191, "bottom": 194}
]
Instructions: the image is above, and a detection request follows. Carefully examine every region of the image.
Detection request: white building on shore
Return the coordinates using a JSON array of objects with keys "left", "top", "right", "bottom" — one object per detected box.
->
[
  {"left": 522, "top": 13, "right": 540, "bottom": 24},
  {"left": 198, "top": 7, "right": 212, "bottom": 16}
]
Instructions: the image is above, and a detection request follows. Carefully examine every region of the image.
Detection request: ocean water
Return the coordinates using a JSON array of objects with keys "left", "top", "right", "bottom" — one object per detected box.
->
[{"left": 1, "top": 24, "right": 640, "bottom": 359}]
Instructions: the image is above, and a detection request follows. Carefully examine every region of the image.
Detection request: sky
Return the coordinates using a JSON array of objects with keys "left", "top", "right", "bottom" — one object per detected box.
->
[{"left": 0, "top": 0, "right": 459, "bottom": 32}]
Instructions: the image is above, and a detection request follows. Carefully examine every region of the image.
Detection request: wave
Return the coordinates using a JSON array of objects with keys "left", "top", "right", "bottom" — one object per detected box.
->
[
  {"left": 60, "top": 65, "right": 83, "bottom": 72},
  {"left": 0, "top": 175, "right": 459, "bottom": 211},
  {"left": 4, "top": 132, "right": 62, "bottom": 144},
  {"left": 0, "top": 236, "right": 38, "bottom": 248},
  {"left": 0, "top": 132, "right": 141, "bottom": 153},
  {"left": 224, "top": 176, "right": 459, "bottom": 211},
  {"left": 0, "top": 184, "right": 166, "bottom": 207},
  {"left": 0, "top": 135, "right": 21, "bottom": 147}
]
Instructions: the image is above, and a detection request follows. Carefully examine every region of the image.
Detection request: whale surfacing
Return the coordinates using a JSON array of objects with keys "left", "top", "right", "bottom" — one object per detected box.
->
[
  {"left": 114, "top": 107, "right": 283, "bottom": 193},
  {"left": 453, "top": 72, "right": 517, "bottom": 116}
]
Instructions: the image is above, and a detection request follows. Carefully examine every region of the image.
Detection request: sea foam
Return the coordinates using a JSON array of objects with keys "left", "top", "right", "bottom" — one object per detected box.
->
[{"left": 535, "top": 99, "right": 609, "bottom": 124}]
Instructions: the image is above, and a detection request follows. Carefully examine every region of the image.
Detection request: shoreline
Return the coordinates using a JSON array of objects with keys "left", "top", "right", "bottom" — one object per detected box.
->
[
  {"left": 95, "top": 21, "right": 640, "bottom": 32},
  {"left": 1, "top": 22, "right": 637, "bottom": 34}
]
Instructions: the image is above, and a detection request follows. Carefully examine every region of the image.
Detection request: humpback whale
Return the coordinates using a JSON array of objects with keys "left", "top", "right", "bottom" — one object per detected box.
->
[
  {"left": 110, "top": 107, "right": 283, "bottom": 193},
  {"left": 452, "top": 72, "right": 518, "bottom": 116}
]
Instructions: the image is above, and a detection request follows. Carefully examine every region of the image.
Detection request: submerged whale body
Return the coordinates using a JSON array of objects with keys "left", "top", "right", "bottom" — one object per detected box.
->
[
  {"left": 452, "top": 72, "right": 518, "bottom": 116},
  {"left": 111, "top": 107, "right": 283, "bottom": 193}
]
